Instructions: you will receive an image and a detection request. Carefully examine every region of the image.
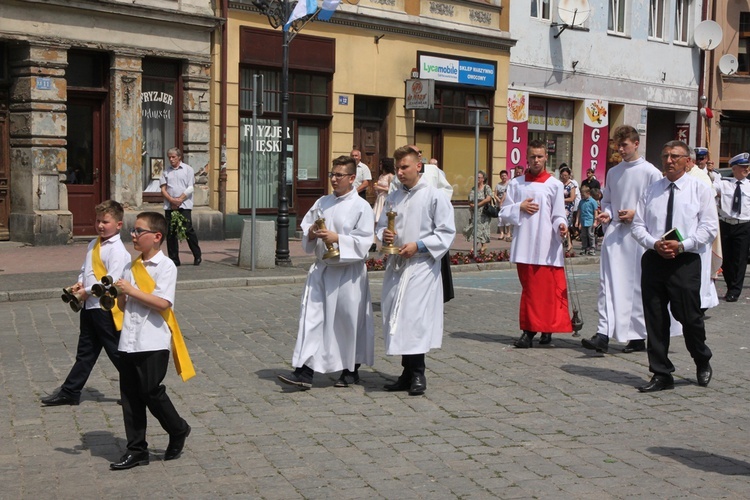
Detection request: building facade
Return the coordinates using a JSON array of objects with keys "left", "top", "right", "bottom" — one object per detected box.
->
[
  {"left": 0, "top": 0, "right": 221, "bottom": 244},
  {"left": 508, "top": 0, "right": 703, "bottom": 184},
  {"left": 704, "top": 0, "right": 750, "bottom": 166},
  {"left": 216, "top": 0, "right": 514, "bottom": 236}
]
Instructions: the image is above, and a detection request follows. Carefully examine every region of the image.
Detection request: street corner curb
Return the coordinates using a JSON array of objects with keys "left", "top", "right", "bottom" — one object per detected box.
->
[{"left": 6, "top": 288, "right": 61, "bottom": 302}]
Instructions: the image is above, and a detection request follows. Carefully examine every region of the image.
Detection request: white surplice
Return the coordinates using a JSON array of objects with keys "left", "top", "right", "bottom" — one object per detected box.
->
[
  {"left": 377, "top": 177, "right": 455, "bottom": 355},
  {"left": 597, "top": 157, "right": 663, "bottom": 342},
  {"left": 499, "top": 174, "right": 568, "bottom": 267},
  {"left": 292, "top": 189, "right": 375, "bottom": 373}
]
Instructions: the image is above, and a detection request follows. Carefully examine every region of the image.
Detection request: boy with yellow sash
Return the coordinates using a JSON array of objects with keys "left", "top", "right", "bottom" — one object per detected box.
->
[
  {"left": 41, "top": 200, "right": 130, "bottom": 406},
  {"left": 110, "top": 212, "right": 193, "bottom": 470}
]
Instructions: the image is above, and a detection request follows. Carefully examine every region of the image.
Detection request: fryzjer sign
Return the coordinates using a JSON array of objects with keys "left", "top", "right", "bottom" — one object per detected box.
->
[{"left": 418, "top": 55, "right": 496, "bottom": 89}]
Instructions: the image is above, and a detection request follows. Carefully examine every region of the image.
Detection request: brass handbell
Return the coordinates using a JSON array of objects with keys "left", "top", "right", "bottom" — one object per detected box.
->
[
  {"left": 91, "top": 275, "right": 118, "bottom": 310},
  {"left": 314, "top": 210, "right": 340, "bottom": 260},
  {"left": 61, "top": 287, "right": 83, "bottom": 313},
  {"left": 381, "top": 202, "right": 400, "bottom": 255}
]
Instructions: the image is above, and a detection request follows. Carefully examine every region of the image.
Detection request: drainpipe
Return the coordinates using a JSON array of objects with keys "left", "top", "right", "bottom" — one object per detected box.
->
[{"left": 218, "top": 0, "right": 228, "bottom": 220}]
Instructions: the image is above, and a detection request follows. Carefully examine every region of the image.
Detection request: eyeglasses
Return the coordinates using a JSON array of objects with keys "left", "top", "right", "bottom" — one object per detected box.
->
[
  {"left": 130, "top": 228, "right": 158, "bottom": 237},
  {"left": 328, "top": 172, "right": 353, "bottom": 179},
  {"left": 661, "top": 153, "right": 689, "bottom": 161}
]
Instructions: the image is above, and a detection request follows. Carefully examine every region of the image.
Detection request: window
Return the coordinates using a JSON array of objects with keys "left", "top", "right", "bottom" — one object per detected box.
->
[
  {"left": 240, "top": 69, "right": 329, "bottom": 116},
  {"left": 720, "top": 118, "right": 750, "bottom": 166},
  {"left": 530, "top": 0, "right": 551, "bottom": 21},
  {"left": 415, "top": 89, "right": 493, "bottom": 127},
  {"left": 608, "top": 0, "right": 626, "bottom": 35},
  {"left": 649, "top": 0, "right": 665, "bottom": 40},
  {"left": 739, "top": 13, "right": 750, "bottom": 74},
  {"left": 674, "top": 0, "right": 690, "bottom": 44}
]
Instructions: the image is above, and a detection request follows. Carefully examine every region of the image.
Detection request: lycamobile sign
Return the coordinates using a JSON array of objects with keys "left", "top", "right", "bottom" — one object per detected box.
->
[{"left": 419, "top": 55, "right": 495, "bottom": 88}]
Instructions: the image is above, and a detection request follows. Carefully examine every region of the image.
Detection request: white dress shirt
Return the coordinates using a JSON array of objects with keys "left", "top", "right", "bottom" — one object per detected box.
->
[
  {"left": 118, "top": 250, "right": 177, "bottom": 353},
  {"left": 715, "top": 176, "right": 750, "bottom": 222},
  {"left": 632, "top": 174, "right": 718, "bottom": 254},
  {"left": 353, "top": 162, "right": 372, "bottom": 190},
  {"left": 160, "top": 161, "right": 195, "bottom": 210},
  {"left": 78, "top": 234, "right": 131, "bottom": 310}
]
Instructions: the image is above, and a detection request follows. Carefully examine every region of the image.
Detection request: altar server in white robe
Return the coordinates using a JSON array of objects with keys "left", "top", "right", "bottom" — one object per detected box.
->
[
  {"left": 581, "top": 125, "right": 663, "bottom": 355},
  {"left": 500, "top": 139, "right": 572, "bottom": 349},
  {"left": 378, "top": 146, "right": 455, "bottom": 396},
  {"left": 278, "top": 155, "right": 375, "bottom": 390}
]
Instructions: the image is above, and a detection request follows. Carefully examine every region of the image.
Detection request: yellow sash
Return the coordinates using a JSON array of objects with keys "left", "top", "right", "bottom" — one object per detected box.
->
[
  {"left": 92, "top": 237, "right": 124, "bottom": 331},
  {"left": 131, "top": 256, "right": 196, "bottom": 382}
]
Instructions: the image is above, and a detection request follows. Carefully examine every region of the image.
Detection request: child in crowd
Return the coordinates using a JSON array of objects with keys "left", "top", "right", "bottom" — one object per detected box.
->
[
  {"left": 41, "top": 200, "right": 130, "bottom": 406},
  {"left": 110, "top": 212, "right": 193, "bottom": 470},
  {"left": 578, "top": 186, "right": 598, "bottom": 255},
  {"left": 590, "top": 187, "right": 603, "bottom": 251}
]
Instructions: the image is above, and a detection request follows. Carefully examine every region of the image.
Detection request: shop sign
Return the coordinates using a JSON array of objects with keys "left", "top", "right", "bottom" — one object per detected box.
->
[
  {"left": 404, "top": 79, "right": 434, "bottom": 110},
  {"left": 418, "top": 54, "right": 496, "bottom": 88},
  {"left": 142, "top": 91, "right": 174, "bottom": 120},
  {"left": 675, "top": 123, "right": 689, "bottom": 142},
  {"left": 506, "top": 90, "right": 529, "bottom": 171},
  {"left": 528, "top": 98, "right": 546, "bottom": 131},
  {"left": 582, "top": 99, "right": 609, "bottom": 182},
  {"left": 546, "top": 100, "right": 573, "bottom": 133}
]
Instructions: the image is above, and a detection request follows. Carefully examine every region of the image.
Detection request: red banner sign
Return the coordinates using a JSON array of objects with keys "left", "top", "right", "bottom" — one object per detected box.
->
[
  {"left": 581, "top": 99, "right": 609, "bottom": 183},
  {"left": 506, "top": 91, "right": 529, "bottom": 172}
]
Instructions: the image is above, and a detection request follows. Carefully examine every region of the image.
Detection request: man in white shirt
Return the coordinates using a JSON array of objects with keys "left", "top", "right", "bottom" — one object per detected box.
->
[
  {"left": 160, "top": 147, "right": 202, "bottom": 267},
  {"left": 631, "top": 140, "right": 718, "bottom": 392},
  {"left": 351, "top": 149, "right": 372, "bottom": 200}
]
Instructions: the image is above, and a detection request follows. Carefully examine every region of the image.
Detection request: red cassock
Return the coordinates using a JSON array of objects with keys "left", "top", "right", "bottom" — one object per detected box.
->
[{"left": 517, "top": 263, "right": 573, "bottom": 333}]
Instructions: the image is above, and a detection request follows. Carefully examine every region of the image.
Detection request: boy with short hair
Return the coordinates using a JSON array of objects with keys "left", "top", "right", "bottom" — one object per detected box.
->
[
  {"left": 110, "top": 212, "right": 193, "bottom": 470},
  {"left": 41, "top": 200, "right": 131, "bottom": 406},
  {"left": 578, "top": 185, "right": 598, "bottom": 255}
]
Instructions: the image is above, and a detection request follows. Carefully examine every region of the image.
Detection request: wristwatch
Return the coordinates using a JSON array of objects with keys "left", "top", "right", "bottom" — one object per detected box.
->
[{"left": 677, "top": 242, "right": 684, "bottom": 254}]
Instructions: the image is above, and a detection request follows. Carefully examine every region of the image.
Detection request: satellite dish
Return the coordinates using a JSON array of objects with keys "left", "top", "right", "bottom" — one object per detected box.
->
[
  {"left": 694, "top": 20, "right": 722, "bottom": 50},
  {"left": 719, "top": 54, "right": 739, "bottom": 75},
  {"left": 558, "top": 0, "right": 591, "bottom": 26}
]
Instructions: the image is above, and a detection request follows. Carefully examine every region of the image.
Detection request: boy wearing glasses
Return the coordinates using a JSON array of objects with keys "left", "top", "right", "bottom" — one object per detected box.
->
[
  {"left": 41, "top": 200, "right": 131, "bottom": 406},
  {"left": 278, "top": 156, "right": 375, "bottom": 389},
  {"left": 110, "top": 212, "right": 192, "bottom": 470},
  {"left": 582, "top": 125, "right": 662, "bottom": 355}
]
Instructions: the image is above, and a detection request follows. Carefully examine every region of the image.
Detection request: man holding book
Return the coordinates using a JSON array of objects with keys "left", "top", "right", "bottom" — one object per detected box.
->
[{"left": 631, "top": 140, "right": 718, "bottom": 392}]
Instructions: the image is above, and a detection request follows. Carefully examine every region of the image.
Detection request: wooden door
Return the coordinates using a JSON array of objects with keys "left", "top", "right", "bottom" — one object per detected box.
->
[
  {"left": 294, "top": 123, "right": 328, "bottom": 230},
  {"left": 0, "top": 112, "right": 9, "bottom": 240},
  {"left": 353, "top": 119, "right": 386, "bottom": 205},
  {"left": 66, "top": 97, "right": 107, "bottom": 236}
]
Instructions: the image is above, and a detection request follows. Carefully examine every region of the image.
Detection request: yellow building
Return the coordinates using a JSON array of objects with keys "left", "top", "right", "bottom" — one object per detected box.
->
[{"left": 214, "top": 0, "right": 513, "bottom": 236}]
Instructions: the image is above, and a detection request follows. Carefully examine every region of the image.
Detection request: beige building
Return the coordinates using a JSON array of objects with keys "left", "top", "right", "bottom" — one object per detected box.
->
[
  {"left": 0, "top": 0, "right": 221, "bottom": 244},
  {"left": 215, "top": 0, "right": 514, "bottom": 237}
]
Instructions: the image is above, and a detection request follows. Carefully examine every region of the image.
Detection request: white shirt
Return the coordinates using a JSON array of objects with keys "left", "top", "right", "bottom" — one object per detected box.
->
[
  {"left": 353, "top": 162, "right": 372, "bottom": 190},
  {"left": 632, "top": 174, "right": 718, "bottom": 254},
  {"left": 160, "top": 161, "right": 195, "bottom": 210},
  {"left": 118, "top": 250, "right": 178, "bottom": 353},
  {"left": 716, "top": 176, "right": 750, "bottom": 221},
  {"left": 78, "top": 234, "right": 131, "bottom": 310}
]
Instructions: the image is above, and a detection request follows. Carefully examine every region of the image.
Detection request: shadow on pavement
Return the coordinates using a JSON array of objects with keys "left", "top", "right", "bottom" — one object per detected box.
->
[
  {"left": 648, "top": 447, "right": 750, "bottom": 475},
  {"left": 55, "top": 431, "right": 126, "bottom": 463},
  {"left": 560, "top": 364, "right": 646, "bottom": 387}
]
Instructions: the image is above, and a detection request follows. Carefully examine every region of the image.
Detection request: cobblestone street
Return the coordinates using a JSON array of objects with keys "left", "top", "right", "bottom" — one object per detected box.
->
[{"left": 2, "top": 264, "right": 750, "bottom": 498}]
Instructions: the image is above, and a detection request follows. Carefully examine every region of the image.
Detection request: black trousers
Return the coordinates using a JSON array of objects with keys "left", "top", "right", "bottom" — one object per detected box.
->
[
  {"left": 119, "top": 350, "right": 188, "bottom": 453},
  {"left": 720, "top": 220, "right": 750, "bottom": 297},
  {"left": 400, "top": 354, "right": 426, "bottom": 377},
  {"left": 165, "top": 208, "right": 201, "bottom": 264},
  {"left": 60, "top": 308, "right": 120, "bottom": 399},
  {"left": 641, "top": 251, "right": 712, "bottom": 377}
]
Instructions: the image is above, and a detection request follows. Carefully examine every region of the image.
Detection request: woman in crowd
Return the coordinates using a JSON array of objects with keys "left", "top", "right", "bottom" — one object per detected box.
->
[{"left": 462, "top": 170, "right": 493, "bottom": 253}]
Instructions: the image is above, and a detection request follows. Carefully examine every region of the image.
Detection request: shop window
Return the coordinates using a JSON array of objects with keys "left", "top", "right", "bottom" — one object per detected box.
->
[
  {"left": 608, "top": 0, "right": 626, "bottom": 35},
  {"left": 141, "top": 59, "right": 180, "bottom": 196},
  {"left": 739, "top": 13, "right": 750, "bottom": 74},
  {"left": 415, "top": 89, "right": 492, "bottom": 127},
  {"left": 530, "top": 0, "right": 551, "bottom": 21},
  {"left": 674, "top": 0, "right": 690, "bottom": 45},
  {"left": 648, "top": 0, "right": 665, "bottom": 41},
  {"left": 240, "top": 68, "right": 329, "bottom": 116}
]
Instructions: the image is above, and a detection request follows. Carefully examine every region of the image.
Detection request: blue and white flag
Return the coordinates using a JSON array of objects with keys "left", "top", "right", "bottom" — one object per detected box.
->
[
  {"left": 285, "top": 0, "right": 317, "bottom": 30},
  {"left": 317, "top": 0, "right": 342, "bottom": 21}
]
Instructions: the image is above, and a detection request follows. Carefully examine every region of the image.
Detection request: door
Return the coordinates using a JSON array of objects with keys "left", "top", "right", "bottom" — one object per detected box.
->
[
  {"left": 66, "top": 97, "right": 107, "bottom": 236},
  {"left": 294, "top": 123, "right": 328, "bottom": 230},
  {"left": 0, "top": 112, "right": 9, "bottom": 240},
  {"left": 354, "top": 97, "right": 389, "bottom": 204}
]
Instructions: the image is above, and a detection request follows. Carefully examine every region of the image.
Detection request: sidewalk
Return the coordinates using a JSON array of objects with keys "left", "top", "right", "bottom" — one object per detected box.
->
[{"left": 0, "top": 232, "right": 597, "bottom": 301}]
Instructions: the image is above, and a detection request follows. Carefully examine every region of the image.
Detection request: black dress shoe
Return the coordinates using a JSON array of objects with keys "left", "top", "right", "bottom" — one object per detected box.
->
[
  {"left": 277, "top": 372, "right": 312, "bottom": 389},
  {"left": 194, "top": 257, "right": 202, "bottom": 266},
  {"left": 110, "top": 451, "right": 150, "bottom": 470},
  {"left": 725, "top": 294, "right": 738, "bottom": 302},
  {"left": 334, "top": 369, "right": 360, "bottom": 388},
  {"left": 384, "top": 376, "right": 411, "bottom": 392},
  {"left": 514, "top": 331, "right": 535, "bottom": 349},
  {"left": 697, "top": 363, "right": 712, "bottom": 387},
  {"left": 41, "top": 392, "right": 80, "bottom": 406},
  {"left": 622, "top": 339, "right": 646, "bottom": 353},
  {"left": 538, "top": 333, "right": 552, "bottom": 345},
  {"left": 581, "top": 333, "right": 609, "bottom": 353},
  {"left": 164, "top": 425, "right": 191, "bottom": 461},
  {"left": 637, "top": 375, "right": 674, "bottom": 393},
  {"left": 409, "top": 374, "right": 426, "bottom": 396}
]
